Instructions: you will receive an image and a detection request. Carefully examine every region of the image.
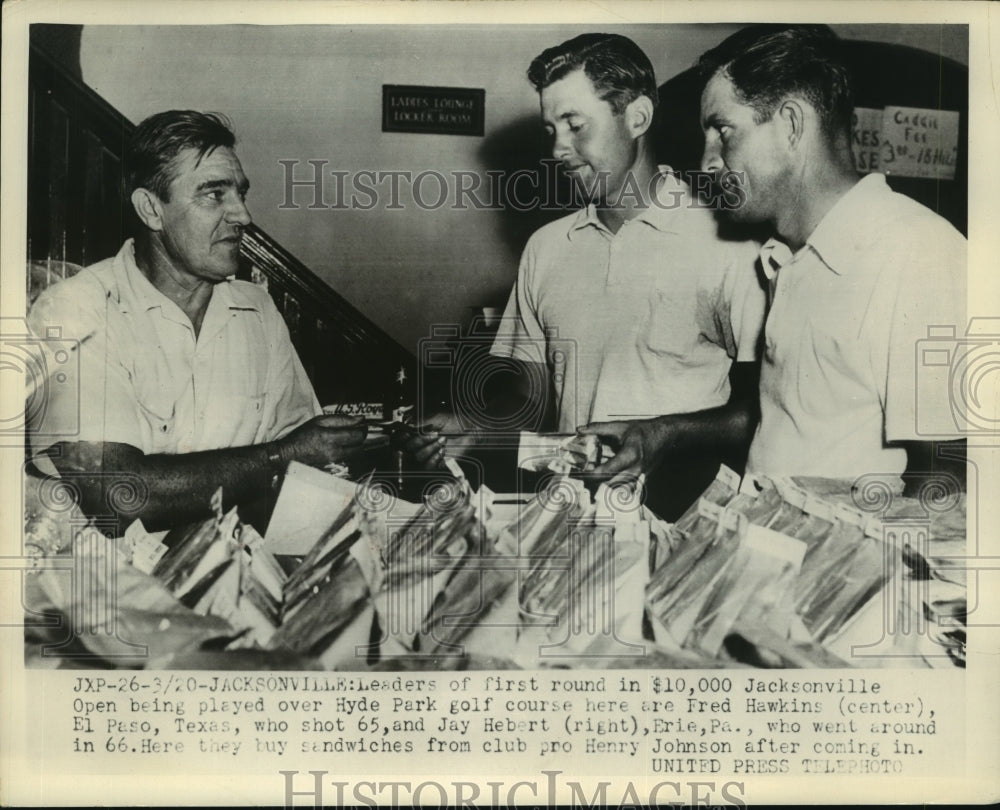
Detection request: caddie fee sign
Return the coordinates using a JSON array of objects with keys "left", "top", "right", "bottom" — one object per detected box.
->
[
  {"left": 382, "top": 84, "right": 485, "bottom": 136},
  {"left": 850, "top": 105, "right": 960, "bottom": 180}
]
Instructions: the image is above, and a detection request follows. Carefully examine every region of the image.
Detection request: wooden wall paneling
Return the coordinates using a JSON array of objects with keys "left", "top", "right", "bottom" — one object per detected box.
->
[{"left": 45, "top": 98, "right": 69, "bottom": 266}]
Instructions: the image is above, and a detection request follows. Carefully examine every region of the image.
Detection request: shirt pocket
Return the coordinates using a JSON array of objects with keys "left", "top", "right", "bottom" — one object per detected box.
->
[
  {"left": 641, "top": 289, "right": 702, "bottom": 362},
  {"left": 795, "top": 314, "right": 871, "bottom": 418},
  {"left": 808, "top": 305, "right": 866, "bottom": 376},
  {"left": 136, "top": 398, "right": 176, "bottom": 454},
  {"left": 210, "top": 391, "right": 267, "bottom": 447}
]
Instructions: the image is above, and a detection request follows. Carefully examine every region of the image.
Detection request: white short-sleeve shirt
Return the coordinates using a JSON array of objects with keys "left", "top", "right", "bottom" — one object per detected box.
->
[
  {"left": 747, "top": 173, "right": 967, "bottom": 479},
  {"left": 491, "top": 169, "right": 766, "bottom": 433},
  {"left": 27, "top": 239, "right": 320, "bottom": 457}
]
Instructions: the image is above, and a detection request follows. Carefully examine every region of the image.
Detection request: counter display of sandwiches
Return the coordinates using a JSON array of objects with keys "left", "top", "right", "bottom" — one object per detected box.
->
[{"left": 22, "top": 435, "right": 967, "bottom": 670}]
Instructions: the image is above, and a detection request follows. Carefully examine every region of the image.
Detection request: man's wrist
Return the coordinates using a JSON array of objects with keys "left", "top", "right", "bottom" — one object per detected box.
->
[
  {"left": 648, "top": 415, "right": 677, "bottom": 450},
  {"left": 264, "top": 441, "right": 287, "bottom": 475}
]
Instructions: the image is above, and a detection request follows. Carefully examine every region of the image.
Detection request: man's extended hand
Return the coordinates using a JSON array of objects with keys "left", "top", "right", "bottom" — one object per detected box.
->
[
  {"left": 403, "top": 411, "right": 489, "bottom": 469},
  {"left": 399, "top": 422, "right": 447, "bottom": 470},
  {"left": 578, "top": 418, "right": 673, "bottom": 477},
  {"left": 276, "top": 414, "right": 368, "bottom": 468}
]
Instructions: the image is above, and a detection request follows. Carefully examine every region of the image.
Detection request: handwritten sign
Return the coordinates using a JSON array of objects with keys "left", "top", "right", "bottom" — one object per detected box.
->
[
  {"left": 851, "top": 106, "right": 960, "bottom": 180},
  {"left": 382, "top": 85, "right": 485, "bottom": 136},
  {"left": 881, "top": 106, "right": 960, "bottom": 180}
]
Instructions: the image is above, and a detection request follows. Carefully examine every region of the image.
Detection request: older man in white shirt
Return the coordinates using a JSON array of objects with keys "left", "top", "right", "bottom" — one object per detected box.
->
[{"left": 29, "top": 110, "right": 365, "bottom": 531}]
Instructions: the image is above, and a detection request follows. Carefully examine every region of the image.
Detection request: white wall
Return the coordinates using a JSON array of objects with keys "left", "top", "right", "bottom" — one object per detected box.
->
[{"left": 80, "top": 23, "right": 967, "bottom": 355}]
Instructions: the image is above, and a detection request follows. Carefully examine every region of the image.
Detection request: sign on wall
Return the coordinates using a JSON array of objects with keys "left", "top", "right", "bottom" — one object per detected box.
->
[
  {"left": 382, "top": 85, "right": 486, "bottom": 136},
  {"left": 851, "top": 105, "right": 960, "bottom": 180}
]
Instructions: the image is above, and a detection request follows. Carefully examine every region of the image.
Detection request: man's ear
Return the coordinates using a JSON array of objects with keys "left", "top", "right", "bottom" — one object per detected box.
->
[
  {"left": 625, "top": 94, "right": 655, "bottom": 139},
  {"left": 131, "top": 188, "right": 164, "bottom": 232},
  {"left": 777, "top": 97, "right": 807, "bottom": 149}
]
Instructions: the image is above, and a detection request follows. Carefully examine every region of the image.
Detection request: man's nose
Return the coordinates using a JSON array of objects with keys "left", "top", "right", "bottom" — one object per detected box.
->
[
  {"left": 700, "top": 141, "right": 723, "bottom": 175},
  {"left": 227, "top": 196, "right": 252, "bottom": 227},
  {"left": 552, "top": 131, "right": 573, "bottom": 161}
]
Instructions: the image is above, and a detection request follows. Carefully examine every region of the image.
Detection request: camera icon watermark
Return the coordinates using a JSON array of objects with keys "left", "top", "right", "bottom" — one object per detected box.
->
[
  {"left": 915, "top": 318, "right": 1000, "bottom": 439},
  {"left": 844, "top": 471, "right": 976, "bottom": 665},
  {"left": 418, "top": 318, "right": 577, "bottom": 436},
  {"left": 0, "top": 317, "right": 82, "bottom": 447},
  {"left": 353, "top": 460, "right": 501, "bottom": 660},
  {"left": 14, "top": 465, "right": 152, "bottom": 662},
  {"left": 352, "top": 463, "right": 647, "bottom": 663}
]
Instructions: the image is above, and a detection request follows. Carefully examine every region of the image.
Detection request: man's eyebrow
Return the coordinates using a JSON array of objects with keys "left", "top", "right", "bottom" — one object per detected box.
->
[{"left": 196, "top": 178, "right": 251, "bottom": 193}]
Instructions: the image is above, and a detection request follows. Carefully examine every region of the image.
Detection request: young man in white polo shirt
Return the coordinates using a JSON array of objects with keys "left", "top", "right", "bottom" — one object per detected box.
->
[{"left": 696, "top": 25, "right": 967, "bottom": 488}]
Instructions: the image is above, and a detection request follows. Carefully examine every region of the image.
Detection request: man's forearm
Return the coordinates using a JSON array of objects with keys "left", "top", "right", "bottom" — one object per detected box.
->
[
  {"left": 46, "top": 415, "right": 365, "bottom": 532},
  {"left": 583, "top": 360, "right": 761, "bottom": 477},
  {"left": 656, "top": 360, "right": 760, "bottom": 457},
  {"left": 652, "top": 398, "right": 757, "bottom": 457},
  {"left": 49, "top": 440, "right": 280, "bottom": 532}
]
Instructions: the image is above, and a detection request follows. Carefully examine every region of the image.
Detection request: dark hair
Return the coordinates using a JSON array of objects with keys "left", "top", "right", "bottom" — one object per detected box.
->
[
  {"left": 528, "top": 33, "right": 658, "bottom": 114},
  {"left": 126, "top": 110, "right": 236, "bottom": 200},
  {"left": 698, "top": 25, "right": 854, "bottom": 143}
]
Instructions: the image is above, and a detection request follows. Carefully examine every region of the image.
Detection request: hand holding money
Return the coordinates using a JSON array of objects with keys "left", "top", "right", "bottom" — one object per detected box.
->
[
  {"left": 577, "top": 417, "right": 674, "bottom": 477},
  {"left": 274, "top": 415, "right": 368, "bottom": 468}
]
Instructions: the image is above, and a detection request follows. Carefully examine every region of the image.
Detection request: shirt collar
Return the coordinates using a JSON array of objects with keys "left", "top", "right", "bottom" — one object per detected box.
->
[
  {"left": 758, "top": 173, "right": 892, "bottom": 279},
  {"left": 568, "top": 204, "right": 604, "bottom": 238},
  {"left": 806, "top": 173, "right": 890, "bottom": 274},
  {"left": 759, "top": 239, "right": 796, "bottom": 280},
  {"left": 567, "top": 165, "right": 685, "bottom": 240},
  {"left": 110, "top": 239, "right": 162, "bottom": 313}
]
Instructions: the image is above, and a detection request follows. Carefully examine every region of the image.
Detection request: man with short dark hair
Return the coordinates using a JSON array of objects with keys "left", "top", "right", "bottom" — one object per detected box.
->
[
  {"left": 489, "top": 34, "right": 767, "bottom": 491},
  {"left": 697, "top": 25, "right": 966, "bottom": 484},
  {"left": 28, "top": 110, "right": 366, "bottom": 531}
]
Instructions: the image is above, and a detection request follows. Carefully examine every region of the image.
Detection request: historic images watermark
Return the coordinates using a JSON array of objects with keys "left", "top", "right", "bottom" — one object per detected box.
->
[
  {"left": 278, "top": 768, "right": 748, "bottom": 808},
  {"left": 277, "top": 161, "right": 747, "bottom": 213}
]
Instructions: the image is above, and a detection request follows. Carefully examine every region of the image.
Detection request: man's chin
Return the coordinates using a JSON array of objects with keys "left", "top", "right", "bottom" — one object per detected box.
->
[
  {"left": 573, "top": 184, "right": 606, "bottom": 207},
  {"left": 204, "top": 262, "right": 240, "bottom": 282},
  {"left": 717, "top": 201, "right": 759, "bottom": 224},
  {"left": 718, "top": 206, "right": 747, "bottom": 221},
  {"left": 563, "top": 172, "right": 596, "bottom": 200},
  {"left": 211, "top": 244, "right": 242, "bottom": 277}
]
